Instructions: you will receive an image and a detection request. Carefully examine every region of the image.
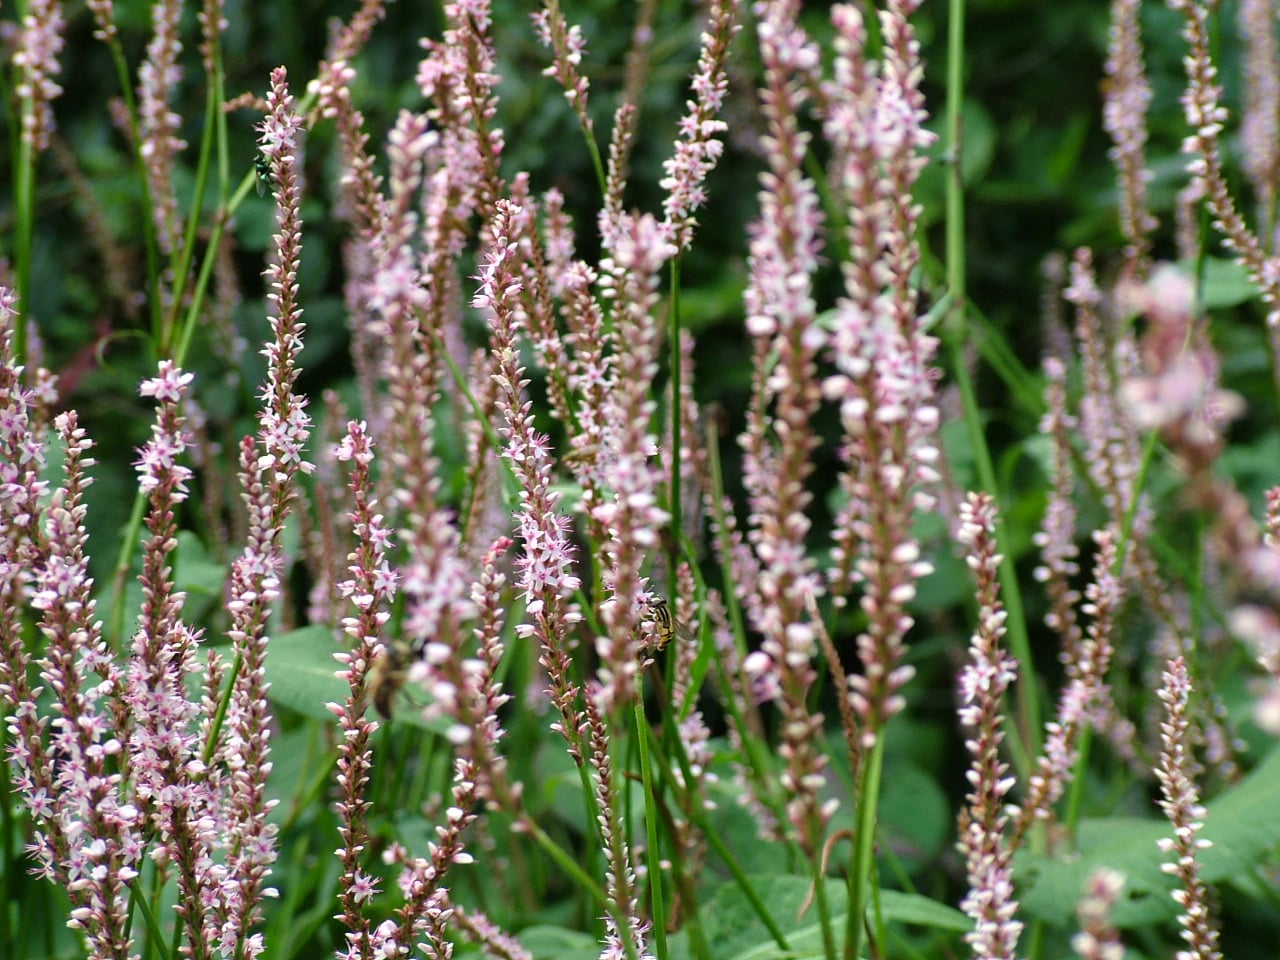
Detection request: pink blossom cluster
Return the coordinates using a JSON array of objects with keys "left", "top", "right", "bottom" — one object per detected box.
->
[{"left": 956, "top": 493, "right": 1022, "bottom": 960}]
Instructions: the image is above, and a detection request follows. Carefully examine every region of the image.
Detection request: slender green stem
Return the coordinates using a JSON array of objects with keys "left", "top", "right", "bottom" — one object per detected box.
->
[
  {"left": 13, "top": 135, "right": 33, "bottom": 367},
  {"left": 202, "top": 651, "right": 243, "bottom": 767},
  {"left": 943, "top": 0, "right": 966, "bottom": 329},
  {"left": 582, "top": 110, "right": 607, "bottom": 200},
  {"left": 94, "top": 13, "right": 167, "bottom": 344},
  {"left": 164, "top": 84, "right": 219, "bottom": 356},
  {"left": 667, "top": 256, "right": 683, "bottom": 614},
  {"left": 811, "top": 848, "right": 837, "bottom": 960},
  {"left": 635, "top": 701, "right": 669, "bottom": 959},
  {"left": 130, "top": 879, "right": 173, "bottom": 960},
  {"left": 942, "top": 0, "right": 1040, "bottom": 778},
  {"left": 845, "top": 733, "right": 885, "bottom": 960},
  {"left": 108, "top": 495, "right": 147, "bottom": 650},
  {"left": 1062, "top": 724, "right": 1093, "bottom": 835},
  {"left": 519, "top": 814, "right": 610, "bottom": 910}
]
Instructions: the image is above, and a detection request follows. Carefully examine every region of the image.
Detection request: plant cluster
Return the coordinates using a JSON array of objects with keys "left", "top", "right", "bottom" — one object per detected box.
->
[{"left": 2, "top": 1, "right": 1280, "bottom": 959}]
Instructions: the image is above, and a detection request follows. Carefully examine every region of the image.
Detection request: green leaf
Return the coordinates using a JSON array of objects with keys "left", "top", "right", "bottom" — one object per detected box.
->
[
  {"left": 264, "top": 625, "right": 348, "bottom": 722},
  {"left": 879, "top": 764, "right": 952, "bottom": 870},
  {"left": 516, "top": 925, "right": 601, "bottom": 960},
  {"left": 1174, "top": 257, "right": 1261, "bottom": 309},
  {"left": 1018, "top": 746, "right": 1280, "bottom": 928},
  {"left": 174, "top": 529, "right": 227, "bottom": 598},
  {"left": 264, "top": 625, "right": 452, "bottom": 734},
  {"left": 701, "top": 873, "right": 837, "bottom": 960},
  {"left": 694, "top": 876, "right": 967, "bottom": 960},
  {"left": 878, "top": 889, "right": 970, "bottom": 932}
]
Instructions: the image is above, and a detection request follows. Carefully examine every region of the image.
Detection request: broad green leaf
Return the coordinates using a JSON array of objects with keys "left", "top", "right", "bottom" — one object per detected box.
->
[
  {"left": 516, "top": 925, "right": 600, "bottom": 960},
  {"left": 1018, "top": 746, "right": 1280, "bottom": 927},
  {"left": 694, "top": 875, "right": 966, "bottom": 960},
  {"left": 877, "top": 889, "right": 970, "bottom": 932},
  {"left": 1174, "top": 257, "right": 1261, "bottom": 309},
  {"left": 174, "top": 529, "right": 227, "bottom": 598},
  {"left": 264, "top": 625, "right": 350, "bottom": 722},
  {"left": 879, "top": 765, "right": 952, "bottom": 871},
  {"left": 264, "top": 625, "right": 449, "bottom": 734}
]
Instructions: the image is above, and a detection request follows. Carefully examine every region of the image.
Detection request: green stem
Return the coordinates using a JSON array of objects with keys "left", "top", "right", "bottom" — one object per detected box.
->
[
  {"left": 97, "top": 12, "right": 167, "bottom": 346},
  {"left": 164, "top": 83, "right": 219, "bottom": 356},
  {"left": 667, "top": 256, "right": 683, "bottom": 612},
  {"left": 1062, "top": 724, "right": 1093, "bottom": 836},
  {"left": 845, "top": 733, "right": 885, "bottom": 960},
  {"left": 202, "top": 651, "right": 243, "bottom": 767},
  {"left": 811, "top": 847, "right": 837, "bottom": 960},
  {"left": 941, "top": 0, "right": 1040, "bottom": 779},
  {"left": 519, "top": 814, "right": 610, "bottom": 910},
  {"left": 13, "top": 133, "right": 33, "bottom": 367},
  {"left": 108, "top": 495, "right": 148, "bottom": 650},
  {"left": 635, "top": 701, "right": 669, "bottom": 959},
  {"left": 130, "top": 878, "right": 173, "bottom": 960}
]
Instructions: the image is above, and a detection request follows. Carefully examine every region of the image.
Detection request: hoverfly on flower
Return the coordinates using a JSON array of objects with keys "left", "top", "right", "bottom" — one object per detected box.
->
[
  {"left": 638, "top": 594, "right": 694, "bottom": 656},
  {"left": 254, "top": 151, "right": 273, "bottom": 197}
]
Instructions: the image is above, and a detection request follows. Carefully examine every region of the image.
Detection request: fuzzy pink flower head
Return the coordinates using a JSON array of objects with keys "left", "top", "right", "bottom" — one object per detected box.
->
[
  {"left": 742, "top": 650, "right": 782, "bottom": 704},
  {"left": 1118, "top": 265, "right": 1243, "bottom": 438},
  {"left": 139, "top": 361, "right": 194, "bottom": 404},
  {"left": 1251, "top": 676, "right": 1280, "bottom": 736},
  {"left": 13, "top": 0, "right": 67, "bottom": 152},
  {"left": 600, "top": 213, "right": 677, "bottom": 279}
]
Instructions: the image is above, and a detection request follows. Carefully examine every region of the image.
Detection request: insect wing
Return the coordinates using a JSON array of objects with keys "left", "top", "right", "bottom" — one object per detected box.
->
[
  {"left": 370, "top": 644, "right": 409, "bottom": 719},
  {"left": 254, "top": 153, "right": 272, "bottom": 197}
]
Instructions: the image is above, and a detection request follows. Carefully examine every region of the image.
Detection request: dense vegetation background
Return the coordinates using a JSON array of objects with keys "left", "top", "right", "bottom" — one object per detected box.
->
[{"left": 4, "top": 0, "right": 1280, "bottom": 958}]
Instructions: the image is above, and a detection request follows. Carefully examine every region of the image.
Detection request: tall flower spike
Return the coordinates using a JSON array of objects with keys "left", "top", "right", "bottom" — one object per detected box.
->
[
  {"left": 585, "top": 693, "right": 649, "bottom": 960},
  {"left": 824, "top": 0, "right": 938, "bottom": 746},
  {"left": 137, "top": 0, "right": 186, "bottom": 255},
  {"left": 258, "top": 67, "right": 312, "bottom": 486},
  {"left": 212, "top": 67, "right": 313, "bottom": 953},
  {"left": 1033, "top": 356, "right": 1083, "bottom": 662},
  {"left": 0, "top": 292, "right": 59, "bottom": 886},
  {"left": 1239, "top": 0, "right": 1280, "bottom": 237},
  {"left": 1103, "top": 0, "right": 1156, "bottom": 281},
  {"left": 13, "top": 0, "right": 66, "bottom": 153},
  {"left": 475, "top": 200, "right": 584, "bottom": 754},
  {"left": 740, "top": 0, "right": 830, "bottom": 854},
  {"left": 331, "top": 420, "right": 396, "bottom": 953},
  {"left": 130, "top": 362, "right": 222, "bottom": 956},
  {"left": 418, "top": 0, "right": 505, "bottom": 217},
  {"left": 1072, "top": 869, "right": 1126, "bottom": 960},
  {"left": 660, "top": 0, "right": 741, "bottom": 252},
  {"left": 31, "top": 413, "right": 144, "bottom": 959},
  {"left": 1155, "top": 657, "right": 1222, "bottom": 960},
  {"left": 593, "top": 211, "right": 673, "bottom": 715},
  {"left": 956, "top": 492, "right": 1022, "bottom": 960},
  {"left": 1014, "top": 527, "right": 1120, "bottom": 848},
  {"left": 1171, "top": 0, "right": 1280, "bottom": 396},
  {"left": 532, "top": 3, "right": 594, "bottom": 136}
]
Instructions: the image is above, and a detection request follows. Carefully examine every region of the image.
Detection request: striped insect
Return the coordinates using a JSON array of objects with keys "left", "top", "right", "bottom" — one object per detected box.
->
[{"left": 638, "top": 594, "right": 693, "bottom": 656}]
